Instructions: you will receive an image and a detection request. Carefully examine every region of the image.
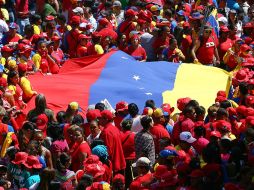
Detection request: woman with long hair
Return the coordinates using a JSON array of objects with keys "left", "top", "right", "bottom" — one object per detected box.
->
[{"left": 27, "top": 94, "right": 54, "bottom": 123}]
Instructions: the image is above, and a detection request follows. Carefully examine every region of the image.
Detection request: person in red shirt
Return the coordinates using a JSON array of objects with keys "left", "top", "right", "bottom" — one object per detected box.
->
[
  {"left": 124, "top": 34, "right": 147, "bottom": 61},
  {"left": 172, "top": 106, "right": 196, "bottom": 144},
  {"left": 120, "top": 119, "right": 136, "bottom": 189},
  {"left": 150, "top": 108, "right": 170, "bottom": 154},
  {"left": 223, "top": 38, "right": 244, "bottom": 71},
  {"left": 192, "top": 25, "right": 220, "bottom": 66},
  {"left": 0, "top": 106, "right": 9, "bottom": 146},
  {"left": 99, "top": 110, "right": 126, "bottom": 173},
  {"left": 129, "top": 157, "right": 153, "bottom": 190},
  {"left": 70, "top": 127, "right": 91, "bottom": 172},
  {"left": 239, "top": 44, "right": 253, "bottom": 59},
  {"left": 2, "top": 23, "right": 22, "bottom": 46},
  {"left": 152, "top": 26, "right": 171, "bottom": 60},
  {"left": 51, "top": 36, "right": 65, "bottom": 66},
  {"left": 181, "top": 22, "right": 193, "bottom": 62},
  {"left": 66, "top": 16, "right": 81, "bottom": 58},
  {"left": 114, "top": 101, "right": 129, "bottom": 130},
  {"left": 77, "top": 34, "right": 91, "bottom": 58},
  {"left": 218, "top": 26, "right": 233, "bottom": 62}
]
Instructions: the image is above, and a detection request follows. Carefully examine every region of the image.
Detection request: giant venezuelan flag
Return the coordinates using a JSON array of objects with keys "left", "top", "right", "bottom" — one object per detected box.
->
[{"left": 27, "top": 51, "right": 231, "bottom": 115}]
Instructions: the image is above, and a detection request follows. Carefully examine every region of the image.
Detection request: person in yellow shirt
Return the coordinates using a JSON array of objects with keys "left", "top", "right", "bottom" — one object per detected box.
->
[
  {"left": 31, "top": 14, "right": 42, "bottom": 35},
  {"left": 18, "top": 63, "right": 37, "bottom": 103}
]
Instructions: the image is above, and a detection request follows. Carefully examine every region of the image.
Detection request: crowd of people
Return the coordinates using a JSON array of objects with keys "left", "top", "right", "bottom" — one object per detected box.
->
[{"left": 0, "top": 0, "right": 254, "bottom": 189}]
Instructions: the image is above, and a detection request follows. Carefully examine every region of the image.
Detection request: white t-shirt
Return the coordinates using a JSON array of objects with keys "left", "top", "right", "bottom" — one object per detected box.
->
[{"left": 0, "top": 19, "right": 8, "bottom": 41}]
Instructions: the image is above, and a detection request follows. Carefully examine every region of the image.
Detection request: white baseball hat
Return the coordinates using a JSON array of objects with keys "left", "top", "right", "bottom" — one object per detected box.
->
[{"left": 180, "top": 131, "right": 196, "bottom": 143}]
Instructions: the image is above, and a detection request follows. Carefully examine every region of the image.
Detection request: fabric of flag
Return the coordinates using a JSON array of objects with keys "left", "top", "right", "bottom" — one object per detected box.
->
[
  {"left": 207, "top": 9, "right": 219, "bottom": 37},
  {"left": 26, "top": 51, "right": 231, "bottom": 115}
]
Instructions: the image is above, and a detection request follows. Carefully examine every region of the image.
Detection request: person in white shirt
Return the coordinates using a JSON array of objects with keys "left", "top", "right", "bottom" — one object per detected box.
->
[
  {"left": 87, "top": 120, "right": 101, "bottom": 145},
  {"left": 83, "top": 7, "right": 97, "bottom": 32},
  {"left": 0, "top": 14, "right": 9, "bottom": 44},
  {"left": 112, "top": 1, "right": 124, "bottom": 26}
]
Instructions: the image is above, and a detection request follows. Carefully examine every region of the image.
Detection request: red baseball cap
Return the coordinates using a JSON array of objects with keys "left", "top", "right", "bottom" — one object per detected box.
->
[
  {"left": 0, "top": 77, "right": 7, "bottom": 87},
  {"left": 161, "top": 103, "right": 174, "bottom": 114},
  {"left": 23, "top": 155, "right": 42, "bottom": 169},
  {"left": 177, "top": 97, "right": 191, "bottom": 111},
  {"left": 45, "top": 15, "right": 55, "bottom": 21},
  {"left": 1, "top": 46, "right": 14, "bottom": 53},
  {"left": 70, "top": 16, "right": 81, "bottom": 25},
  {"left": 245, "top": 107, "right": 254, "bottom": 116},
  {"left": 210, "top": 131, "right": 222, "bottom": 138},
  {"left": 125, "top": 9, "right": 137, "bottom": 17},
  {"left": 215, "top": 120, "right": 232, "bottom": 132},
  {"left": 115, "top": 101, "right": 128, "bottom": 112},
  {"left": 113, "top": 174, "right": 125, "bottom": 183},
  {"left": 246, "top": 95, "right": 254, "bottom": 106},
  {"left": 236, "top": 105, "right": 247, "bottom": 115},
  {"left": 78, "top": 34, "right": 91, "bottom": 41},
  {"left": 51, "top": 35, "right": 61, "bottom": 41},
  {"left": 36, "top": 114, "right": 48, "bottom": 133},
  {"left": 101, "top": 110, "right": 114, "bottom": 120},
  {"left": 142, "top": 107, "right": 153, "bottom": 116},
  {"left": 11, "top": 152, "right": 28, "bottom": 165},
  {"left": 84, "top": 163, "right": 105, "bottom": 179},
  {"left": 153, "top": 165, "right": 168, "bottom": 179},
  {"left": 220, "top": 26, "right": 229, "bottom": 32},
  {"left": 98, "top": 18, "right": 109, "bottom": 26},
  {"left": 217, "top": 90, "right": 226, "bottom": 97},
  {"left": 240, "top": 44, "right": 251, "bottom": 52},
  {"left": 18, "top": 63, "right": 28, "bottom": 73},
  {"left": 83, "top": 155, "right": 100, "bottom": 166},
  {"left": 86, "top": 109, "right": 101, "bottom": 121},
  {"left": 234, "top": 69, "right": 249, "bottom": 82},
  {"left": 215, "top": 96, "right": 227, "bottom": 103},
  {"left": 246, "top": 116, "right": 254, "bottom": 126}
]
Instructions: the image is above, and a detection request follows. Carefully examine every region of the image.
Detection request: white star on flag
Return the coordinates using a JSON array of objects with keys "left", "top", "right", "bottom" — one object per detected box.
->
[
  {"left": 133, "top": 75, "right": 141, "bottom": 81},
  {"left": 145, "top": 92, "right": 153, "bottom": 96}
]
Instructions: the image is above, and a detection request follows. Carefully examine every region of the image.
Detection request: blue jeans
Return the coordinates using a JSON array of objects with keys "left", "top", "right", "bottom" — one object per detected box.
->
[
  {"left": 8, "top": 11, "right": 15, "bottom": 23},
  {"left": 16, "top": 18, "right": 30, "bottom": 35}
]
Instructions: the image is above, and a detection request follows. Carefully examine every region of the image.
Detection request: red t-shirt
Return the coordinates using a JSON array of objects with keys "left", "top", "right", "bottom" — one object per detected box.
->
[
  {"left": 124, "top": 45, "right": 147, "bottom": 61},
  {"left": 181, "top": 35, "right": 192, "bottom": 58},
  {"left": 66, "top": 29, "right": 80, "bottom": 58},
  {"left": 218, "top": 38, "right": 232, "bottom": 61},
  {"left": 16, "top": 0, "right": 29, "bottom": 14},
  {"left": 150, "top": 123, "right": 170, "bottom": 154},
  {"left": 100, "top": 123, "right": 126, "bottom": 172},
  {"left": 152, "top": 37, "right": 170, "bottom": 55},
  {"left": 130, "top": 172, "right": 153, "bottom": 190},
  {"left": 120, "top": 131, "right": 136, "bottom": 160},
  {"left": 70, "top": 141, "right": 91, "bottom": 172},
  {"left": 196, "top": 37, "right": 216, "bottom": 65}
]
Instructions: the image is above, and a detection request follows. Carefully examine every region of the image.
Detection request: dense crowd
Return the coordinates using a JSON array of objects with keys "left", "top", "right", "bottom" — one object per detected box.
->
[{"left": 1, "top": 0, "right": 254, "bottom": 190}]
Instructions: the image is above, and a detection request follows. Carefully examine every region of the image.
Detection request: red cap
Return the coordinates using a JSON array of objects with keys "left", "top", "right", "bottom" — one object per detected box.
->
[
  {"left": 1, "top": 45, "right": 13, "bottom": 53},
  {"left": 210, "top": 131, "right": 222, "bottom": 138},
  {"left": 234, "top": 69, "right": 249, "bottom": 82},
  {"left": 113, "top": 174, "right": 125, "bottom": 183},
  {"left": 161, "top": 103, "right": 174, "bottom": 114},
  {"left": 83, "top": 155, "right": 100, "bottom": 166},
  {"left": 101, "top": 110, "right": 114, "bottom": 120},
  {"left": 18, "top": 63, "right": 28, "bottom": 73},
  {"left": 84, "top": 163, "right": 105, "bottom": 179},
  {"left": 115, "top": 101, "right": 128, "bottom": 112},
  {"left": 45, "top": 15, "right": 55, "bottom": 21},
  {"left": 98, "top": 18, "right": 109, "bottom": 26},
  {"left": 215, "top": 96, "right": 227, "bottom": 103},
  {"left": 36, "top": 114, "right": 48, "bottom": 132},
  {"left": 217, "top": 90, "right": 226, "bottom": 97},
  {"left": 246, "top": 95, "right": 254, "bottom": 106},
  {"left": 243, "top": 22, "right": 253, "bottom": 28},
  {"left": 177, "top": 97, "right": 191, "bottom": 111},
  {"left": 78, "top": 34, "right": 91, "bottom": 41},
  {"left": 183, "top": 22, "right": 190, "bottom": 28},
  {"left": 189, "top": 169, "right": 205, "bottom": 178},
  {"left": 51, "top": 35, "right": 61, "bottom": 41},
  {"left": 227, "top": 107, "right": 237, "bottom": 117},
  {"left": 86, "top": 109, "right": 101, "bottom": 121},
  {"left": 236, "top": 105, "right": 247, "bottom": 115},
  {"left": 240, "top": 44, "right": 251, "bottom": 52},
  {"left": 246, "top": 116, "right": 254, "bottom": 126},
  {"left": 0, "top": 77, "right": 7, "bottom": 87},
  {"left": 23, "top": 155, "right": 42, "bottom": 169},
  {"left": 224, "top": 183, "right": 239, "bottom": 190},
  {"left": 11, "top": 152, "right": 28, "bottom": 165},
  {"left": 125, "top": 9, "right": 137, "bottom": 17},
  {"left": 245, "top": 107, "right": 254, "bottom": 116},
  {"left": 215, "top": 120, "right": 232, "bottom": 132},
  {"left": 220, "top": 26, "right": 229, "bottom": 32},
  {"left": 71, "top": 16, "right": 81, "bottom": 25}
]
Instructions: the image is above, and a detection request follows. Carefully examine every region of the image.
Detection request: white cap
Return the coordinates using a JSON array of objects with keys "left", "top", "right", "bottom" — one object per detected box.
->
[
  {"left": 180, "top": 131, "right": 196, "bottom": 143},
  {"left": 132, "top": 157, "right": 151, "bottom": 167},
  {"left": 73, "top": 7, "right": 84, "bottom": 14},
  {"left": 218, "top": 16, "right": 228, "bottom": 25}
]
